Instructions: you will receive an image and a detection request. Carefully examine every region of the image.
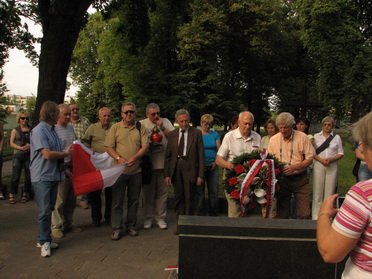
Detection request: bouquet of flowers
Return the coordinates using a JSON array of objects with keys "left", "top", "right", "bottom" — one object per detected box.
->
[{"left": 223, "top": 149, "right": 285, "bottom": 218}]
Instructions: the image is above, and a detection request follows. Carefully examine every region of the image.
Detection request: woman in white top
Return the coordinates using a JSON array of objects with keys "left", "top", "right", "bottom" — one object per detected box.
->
[
  {"left": 312, "top": 116, "right": 344, "bottom": 220},
  {"left": 261, "top": 119, "right": 278, "bottom": 149}
]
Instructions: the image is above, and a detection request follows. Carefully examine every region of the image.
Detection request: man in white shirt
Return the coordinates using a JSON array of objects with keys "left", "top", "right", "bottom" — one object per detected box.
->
[
  {"left": 140, "top": 103, "right": 174, "bottom": 230},
  {"left": 216, "top": 111, "right": 262, "bottom": 217}
]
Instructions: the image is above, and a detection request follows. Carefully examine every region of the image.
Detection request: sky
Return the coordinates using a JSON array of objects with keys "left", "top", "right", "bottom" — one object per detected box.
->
[{"left": 2, "top": 19, "right": 78, "bottom": 98}]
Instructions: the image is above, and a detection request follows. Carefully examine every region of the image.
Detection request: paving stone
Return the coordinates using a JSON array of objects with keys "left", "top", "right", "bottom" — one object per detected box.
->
[{"left": 0, "top": 182, "right": 178, "bottom": 279}]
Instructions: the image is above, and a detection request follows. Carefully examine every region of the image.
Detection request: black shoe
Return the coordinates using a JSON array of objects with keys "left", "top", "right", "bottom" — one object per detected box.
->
[{"left": 126, "top": 227, "right": 138, "bottom": 236}]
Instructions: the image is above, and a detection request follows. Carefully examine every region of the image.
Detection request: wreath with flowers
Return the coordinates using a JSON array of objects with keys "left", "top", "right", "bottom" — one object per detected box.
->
[{"left": 223, "top": 149, "right": 285, "bottom": 218}]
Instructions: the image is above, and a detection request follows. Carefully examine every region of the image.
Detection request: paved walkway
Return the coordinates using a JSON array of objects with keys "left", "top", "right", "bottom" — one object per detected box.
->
[{"left": 0, "top": 161, "right": 179, "bottom": 279}]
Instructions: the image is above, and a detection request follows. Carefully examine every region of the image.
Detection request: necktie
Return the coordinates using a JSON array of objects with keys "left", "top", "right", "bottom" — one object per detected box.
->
[{"left": 178, "top": 130, "right": 185, "bottom": 157}]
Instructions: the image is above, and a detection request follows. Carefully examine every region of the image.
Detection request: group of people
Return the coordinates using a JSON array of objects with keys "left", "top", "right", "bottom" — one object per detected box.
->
[{"left": 4, "top": 100, "right": 371, "bottom": 276}]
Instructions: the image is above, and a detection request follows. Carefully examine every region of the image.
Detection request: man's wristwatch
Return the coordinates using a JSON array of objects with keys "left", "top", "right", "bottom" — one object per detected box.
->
[{"left": 116, "top": 156, "right": 121, "bottom": 161}]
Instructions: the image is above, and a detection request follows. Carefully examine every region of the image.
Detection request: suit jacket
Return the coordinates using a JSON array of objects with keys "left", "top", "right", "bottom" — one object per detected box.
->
[{"left": 164, "top": 126, "right": 205, "bottom": 183}]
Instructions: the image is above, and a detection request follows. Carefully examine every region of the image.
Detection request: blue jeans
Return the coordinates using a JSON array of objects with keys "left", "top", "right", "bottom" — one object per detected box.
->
[
  {"left": 196, "top": 165, "right": 219, "bottom": 216},
  {"left": 111, "top": 173, "right": 142, "bottom": 233},
  {"left": 32, "top": 181, "right": 59, "bottom": 244},
  {"left": 9, "top": 154, "right": 31, "bottom": 195},
  {"left": 358, "top": 163, "right": 372, "bottom": 182}
]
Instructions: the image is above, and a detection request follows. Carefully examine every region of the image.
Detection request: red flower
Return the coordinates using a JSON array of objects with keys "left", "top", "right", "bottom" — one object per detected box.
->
[
  {"left": 230, "top": 189, "right": 240, "bottom": 200},
  {"left": 275, "top": 168, "right": 281, "bottom": 176},
  {"left": 249, "top": 159, "right": 257, "bottom": 166},
  {"left": 234, "top": 164, "right": 245, "bottom": 174},
  {"left": 228, "top": 177, "right": 238, "bottom": 186}
]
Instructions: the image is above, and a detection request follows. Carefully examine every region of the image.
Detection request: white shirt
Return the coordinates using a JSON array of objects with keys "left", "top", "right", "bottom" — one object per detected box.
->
[
  {"left": 140, "top": 117, "right": 174, "bottom": 169},
  {"left": 313, "top": 131, "right": 344, "bottom": 159},
  {"left": 217, "top": 129, "right": 262, "bottom": 163}
]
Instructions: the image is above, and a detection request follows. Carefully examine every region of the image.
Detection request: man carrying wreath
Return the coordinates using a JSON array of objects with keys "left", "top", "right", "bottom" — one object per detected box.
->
[
  {"left": 268, "top": 112, "right": 314, "bottom": 219},
  {"left": 216, "top": 111, "right": 262, "bottom": 217}
]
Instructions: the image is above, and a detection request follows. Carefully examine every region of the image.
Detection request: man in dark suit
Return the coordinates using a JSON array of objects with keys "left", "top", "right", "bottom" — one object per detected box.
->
[{"left": 164, "top": 109, "right": 205, "bottom": 234}]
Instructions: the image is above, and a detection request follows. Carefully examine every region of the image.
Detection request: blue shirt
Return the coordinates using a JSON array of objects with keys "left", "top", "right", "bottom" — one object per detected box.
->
[
  {"left": 202, "top": 131, "right": 220, "bottom": 165},
  {"left": 30, "top": 121, "right": 64, "bottom": 182}
]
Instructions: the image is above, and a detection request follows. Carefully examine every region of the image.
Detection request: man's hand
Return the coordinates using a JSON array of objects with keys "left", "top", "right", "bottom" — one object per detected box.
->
[
  {"left": 156, "top": 119, "right": 164, "bottom": 129},
  {"left": 283, "top": 164, "right": 297, "bottom": 176},
  {"left": 126, "top": 157, "right": 135, "bottom": 167},
  {"left": 196, "top": 177, "right": 203, "bottom": 186},
  {"left": 65, "top": 169, "right": 73, "bottom": 179},
  {"left": 164, "top": 177, "right": 172, "bottom": 186}
]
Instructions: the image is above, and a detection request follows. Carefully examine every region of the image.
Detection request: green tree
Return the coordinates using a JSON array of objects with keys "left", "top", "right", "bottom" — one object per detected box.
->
[{"left": 298, "top": 0, "right": 371, "bottom": 120}]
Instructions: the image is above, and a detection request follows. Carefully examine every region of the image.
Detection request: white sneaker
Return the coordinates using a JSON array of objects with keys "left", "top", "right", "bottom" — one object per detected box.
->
[
  {"left": 157, "top": 219, "right": 168, "bottom": 230},
  {"left": 41, "top": 242, "right": 51, "bottom": 257},
  {"left": 37, "top": 242, "right": 59, "bottom": 249},
  {"left": 143, "top": 219, "right": 152, "bottom": 229}
]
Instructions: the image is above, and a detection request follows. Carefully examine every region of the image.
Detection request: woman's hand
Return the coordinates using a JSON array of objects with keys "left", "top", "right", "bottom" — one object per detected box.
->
[{"left": 319, "top": 193, "right": 339, "bottom": 219}]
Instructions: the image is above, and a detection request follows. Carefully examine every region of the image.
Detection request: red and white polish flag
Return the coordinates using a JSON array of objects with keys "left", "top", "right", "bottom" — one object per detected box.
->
[{"left": 71, "top": 140, "right": 125, "bottom": 196}]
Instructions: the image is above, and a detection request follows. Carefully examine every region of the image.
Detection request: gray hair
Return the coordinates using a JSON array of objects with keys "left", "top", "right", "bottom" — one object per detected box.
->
[
  {"left": 175, "top": 109, "right": 189, "bottom": 120},
  {"left": 122, "top": 102, "right": 136, "bottom": 111},
  {"left": 276, "top": 112, "right": 295, "bottom": 127},
  {"left": 239, "top": 111, "right": 254, "bottom": 122},
  {"left": 98, "top": 107, "right": 110, "bottom": 116},
  {"left": 146, "top": 103, "right": 160, "bottom": 114},
  {"left": 58, "top": 103, "right": 70, "bottom": 112},
  {"left": 352, "top": 111, "right": 372, "bottom": 150},
  {"left": 321, "top": 116, "right": 335, "bottom": 127}
]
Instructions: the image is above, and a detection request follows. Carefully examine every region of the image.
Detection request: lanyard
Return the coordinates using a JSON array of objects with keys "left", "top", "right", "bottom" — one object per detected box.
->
[{"left": 280, "top": 130, "right": 294, "bottom": 165}]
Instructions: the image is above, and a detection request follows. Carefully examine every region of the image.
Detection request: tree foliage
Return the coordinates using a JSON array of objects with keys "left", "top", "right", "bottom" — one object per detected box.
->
[
  {"left": 297, "top": 0, "right": 371, "bottom": 121},
  {"left": 68, "top": 0, "right": 371, "bottom": 127}
]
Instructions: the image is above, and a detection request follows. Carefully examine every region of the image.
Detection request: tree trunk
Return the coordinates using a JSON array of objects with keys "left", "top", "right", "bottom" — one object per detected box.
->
[{"left": 33, "top": 0, "right": 93, "bottom": 125}]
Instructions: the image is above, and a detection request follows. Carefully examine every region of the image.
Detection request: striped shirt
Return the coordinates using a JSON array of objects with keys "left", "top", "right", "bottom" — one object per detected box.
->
[{"left": 333, "top": 179, "right": 372, "bottom": 272}]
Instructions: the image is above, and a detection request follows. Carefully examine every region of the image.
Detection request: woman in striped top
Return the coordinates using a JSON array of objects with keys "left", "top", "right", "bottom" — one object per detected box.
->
[{"left": 316, "top": 112, "right": 372, "bottom": 278}]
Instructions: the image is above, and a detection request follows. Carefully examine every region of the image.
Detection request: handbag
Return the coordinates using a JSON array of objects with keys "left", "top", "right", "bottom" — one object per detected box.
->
[{"left": 141, "top": 155, "right": 152, "bottom": 184}]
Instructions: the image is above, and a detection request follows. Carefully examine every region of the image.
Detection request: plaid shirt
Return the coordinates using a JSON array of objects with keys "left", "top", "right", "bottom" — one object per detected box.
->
[{"left": 71, "top": 117, "right": 90, "bottom": 140}]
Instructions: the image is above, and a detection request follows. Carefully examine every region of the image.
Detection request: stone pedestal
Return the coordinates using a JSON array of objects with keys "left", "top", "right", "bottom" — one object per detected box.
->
[{"left": 178, "top": 216, "right": 345, "bottom": 279}]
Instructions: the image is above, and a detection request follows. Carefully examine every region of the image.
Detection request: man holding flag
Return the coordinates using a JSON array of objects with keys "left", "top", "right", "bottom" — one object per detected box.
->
[
  {"left": 52, "top": 104, "right": 82, "bottom": 239},
  {"left": 105, "top": 102, "right": 149, "bottom": 241},
  {"left": 82, "top": 107, "right": 112, "bottom": 227}
]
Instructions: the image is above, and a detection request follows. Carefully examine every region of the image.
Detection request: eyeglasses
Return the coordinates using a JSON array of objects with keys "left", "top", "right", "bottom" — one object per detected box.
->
[
  {"left": 150, "top": 112, "right": 160, "bottom": 116},
  {"left": 20, "top": 117, "right": 29, "bottom": 120},
  {"left": 71, "top": 108, "right": 79, "bottom": 111},
  {"left": 122, "top": 110, "right": 136, "bottom": 114}
]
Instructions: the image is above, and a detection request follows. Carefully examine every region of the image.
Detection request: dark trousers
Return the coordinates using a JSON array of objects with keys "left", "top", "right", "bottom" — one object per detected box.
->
[
  {"left": 173, "top": 159, "right": 196, "bottom": 219},
  {"left": 276, "top": 171, "right": 310, "bottom": 219},
  {"left": 9, "top": 154, "right": 31, "bottom": 195},
  {"left": 87, "top": 187, "right": 112, "bottom": 223}
]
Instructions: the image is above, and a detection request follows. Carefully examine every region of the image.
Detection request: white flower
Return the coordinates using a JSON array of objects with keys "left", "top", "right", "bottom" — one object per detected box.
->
[{"left": 254, "top": 188, "right": 266, "bottom": 198}]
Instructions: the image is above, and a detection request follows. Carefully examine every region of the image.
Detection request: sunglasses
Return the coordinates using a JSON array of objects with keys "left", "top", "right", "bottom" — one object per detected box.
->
[
  {"left": 122, "top": 110, "right": 136, "bottom": 114},
  {"left": 20, "top": 117, "right": 29, "bottom": 120},
  {"left": 150, "top": 112, "right": 160, "bottom": 116}
]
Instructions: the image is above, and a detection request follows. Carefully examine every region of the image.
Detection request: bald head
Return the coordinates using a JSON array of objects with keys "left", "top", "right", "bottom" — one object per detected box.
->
[
  {"left": 238, "top": 111, "right": 254, "bottom": 138},
  {"left": 98, "top": 107, "right": 111, "bottom": 128}
]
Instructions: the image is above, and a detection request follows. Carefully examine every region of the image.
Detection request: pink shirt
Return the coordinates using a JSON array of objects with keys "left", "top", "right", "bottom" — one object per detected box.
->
[
  {"left": 333, "top": 180, "right": 372, "bottom": 272},
  {"left": 268, "top": 130, "right": 314, "bottom": 165}
]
